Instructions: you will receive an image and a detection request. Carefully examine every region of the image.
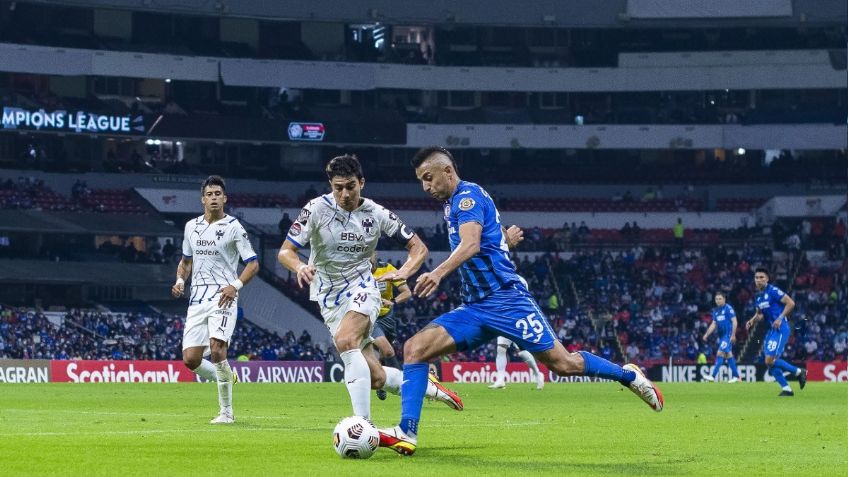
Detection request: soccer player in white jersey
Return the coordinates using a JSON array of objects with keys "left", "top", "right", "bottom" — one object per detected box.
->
[
  {"left": 172, "top": 175, "right": 258, "bottom": 424},
  {"left": 489, "top": 274, "right": 545, "bottom": 390},
  {"left": 277, "top": 154, "right": 463, "bottom": 419}
]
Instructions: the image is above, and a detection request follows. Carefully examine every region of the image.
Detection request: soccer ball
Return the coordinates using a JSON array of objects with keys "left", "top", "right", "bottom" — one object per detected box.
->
[{"left": 332, "top": 416, "right": 380, "bottom": 459}]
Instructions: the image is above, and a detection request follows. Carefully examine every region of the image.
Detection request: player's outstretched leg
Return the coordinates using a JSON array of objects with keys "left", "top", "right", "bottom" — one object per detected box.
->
[
  {"left": 517, "top": 350, "right": 544, "bottom": 390},
  {"left": 537, "top": 344, "right": 663, "bottom": 411},
  {"left": 379, "top": 366, "right": 463, "bottom": 411}
]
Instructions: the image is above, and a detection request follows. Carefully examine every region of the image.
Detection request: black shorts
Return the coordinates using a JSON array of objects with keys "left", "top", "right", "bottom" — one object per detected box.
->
[{"left": 372, "top": 311, "right": 397, "bottom": 343}]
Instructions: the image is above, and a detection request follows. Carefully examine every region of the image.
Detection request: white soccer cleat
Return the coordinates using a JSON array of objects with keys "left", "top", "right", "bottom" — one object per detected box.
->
[
  {"left": 727, "top": 377, "right": 739, "bottom": 383},
  {"left": 488, "top": 380, "right": 506, "bottom": 389},
  {"left": 534, "top": 370, "right": 545, "bottom": 390},
  {"left": 210, "top": 412, "right": 235, "bottom": 424},
  {"left": 703, "top": 374, "right": 716, "bottom": 382},
  {"left": 378, "top": 425, "right": 417, "bottom": 456},
  {"left": 623, "top": 364, "right": 664, "bottom": 412}
]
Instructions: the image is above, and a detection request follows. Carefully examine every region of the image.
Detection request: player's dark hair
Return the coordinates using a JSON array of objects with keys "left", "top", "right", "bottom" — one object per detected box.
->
[
  {"left": 326, "top": 154, "right": 364, "bottom": 180},
  {"left": 411, "top": 146, "right": 457, "bottom": 171},
  {"left": 715, "top": 291, "right": 726, "bottom": 298},
  {"left": 201, "top": 175, "right": 226, "bottom": 194},
  {"left": 754, "top": 267, "right": 770, "bottom": 277}
]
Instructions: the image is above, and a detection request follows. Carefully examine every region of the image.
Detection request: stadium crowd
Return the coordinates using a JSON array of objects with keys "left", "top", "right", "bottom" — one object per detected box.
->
[
  {"left": 3, "top": 214, "right": 845, "bottom": 365},
  {"left": 0, "top": 305, "right": 327, "bottom": 362}
]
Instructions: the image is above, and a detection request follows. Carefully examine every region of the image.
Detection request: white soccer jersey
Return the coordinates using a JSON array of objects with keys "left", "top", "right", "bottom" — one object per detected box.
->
[
  {"left": 182, "top": 214, "right": 257, "bottom": 305},
  {"left": 286, "top": 194, "right": 414, "bottom": 308}
]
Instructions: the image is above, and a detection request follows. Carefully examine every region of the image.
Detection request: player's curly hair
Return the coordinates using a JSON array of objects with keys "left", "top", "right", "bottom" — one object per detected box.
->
[
  {"left": 326, "top": 154, "right": 364, "bottom": 180},
  {"left": 201, "top": 175, "right": 226, "bottom": 194},
  {"left": 410, "top": 146, "right": 457, "bottom": 171}
]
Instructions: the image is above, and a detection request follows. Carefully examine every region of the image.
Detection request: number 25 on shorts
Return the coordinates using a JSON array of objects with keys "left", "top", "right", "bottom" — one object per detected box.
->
[{"left": 515, "top": 313, "right": 544, "bottom": 343}]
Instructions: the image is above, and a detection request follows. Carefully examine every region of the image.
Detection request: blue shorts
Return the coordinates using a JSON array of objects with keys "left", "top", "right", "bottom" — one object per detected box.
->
[
  {"left": 717, "top": 338, "right": 733, "bottom": 354},
  {"left": 431, "top": 282, "right": 557, "bottom": 354},
  {"left": 763, "top": 321, "right": 791, "bottom": 358}
]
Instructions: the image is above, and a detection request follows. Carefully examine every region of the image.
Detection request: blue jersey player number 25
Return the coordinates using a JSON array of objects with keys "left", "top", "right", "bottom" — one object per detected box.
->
[{"left": 375, "top": 146, "right": 665, "bottom": 457}]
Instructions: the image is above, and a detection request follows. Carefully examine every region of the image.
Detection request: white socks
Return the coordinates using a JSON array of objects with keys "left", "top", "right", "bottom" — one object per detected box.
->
[
  {"left": 518, "top": 350, "right": 541, "bottom": 376},
  {"left": 191, "top": 359, "right": 218, "bottom": 382},
  {"left": 340, "top": 349, "right": 371, "bottom": 419},
  {"left": 382, "top": 366, "right": 403, "bottom": 395},
  {"left": 382, "top": 365, "right": 441, "bottom": 400},
  {"left": 495, "top": 347, "right": 508, "bottom": 383},
  {"left": 214, "top": 360, "right": 233, "bottom": 415}
]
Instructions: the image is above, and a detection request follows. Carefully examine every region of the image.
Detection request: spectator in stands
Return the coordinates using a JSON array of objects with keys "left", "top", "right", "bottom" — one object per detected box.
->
[
  {"left": 673, "top": 218, "right": 685, "bottom": 247},
  {"left": 278, "top": 213, "right": 293, "bottom": 237}
]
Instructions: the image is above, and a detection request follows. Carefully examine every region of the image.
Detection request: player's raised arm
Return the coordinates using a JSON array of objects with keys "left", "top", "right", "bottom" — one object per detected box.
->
[{"left": 415, "top": 221, "right": 482, "bottom": 298}]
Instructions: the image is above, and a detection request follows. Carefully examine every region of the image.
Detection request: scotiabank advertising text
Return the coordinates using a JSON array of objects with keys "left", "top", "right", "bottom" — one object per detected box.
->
[
  {"left": 439, "top": 362, "right": 609, "bottom": 383},
  {"left": 51, "top": 360, "right": 194, "bottom": 383},
  {"left": 806, "top": 361, "right": 848, "bottom": 382}
]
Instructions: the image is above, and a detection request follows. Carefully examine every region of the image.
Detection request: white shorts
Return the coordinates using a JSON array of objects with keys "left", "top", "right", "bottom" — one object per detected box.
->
[
  {"left": 182, "top": 296, "right": 238, "bottom": 352},
  {"left": 320, "top": 288, "right": 381, "bottom": 349}
]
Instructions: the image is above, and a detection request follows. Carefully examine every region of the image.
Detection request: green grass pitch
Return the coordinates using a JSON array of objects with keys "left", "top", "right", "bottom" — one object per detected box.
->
[{"left": 1, "top": 382, "right": 845, "bottom": 476}]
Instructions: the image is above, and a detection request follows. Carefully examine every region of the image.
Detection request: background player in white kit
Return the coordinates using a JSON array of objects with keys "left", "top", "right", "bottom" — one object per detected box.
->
[
  {"left": 277, "top": 155, "right": 463, "bottom": 419},
  {"left": 488, "top": 271, "right": 545, "bottom": 390},
  {"left": 172, "top": 175, "right": 258, "bottom": 424}
]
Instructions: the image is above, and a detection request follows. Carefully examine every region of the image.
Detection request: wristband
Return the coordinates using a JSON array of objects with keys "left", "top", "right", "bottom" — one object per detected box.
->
[
  {"left": 176, "top": 277, "right": 185, "bottom": 286},
  {"left": 390, "top": 299, "right": 397, "bottom": 305},
  {"left": 231, "top": 279, "right": 244, "bottom": 291}
]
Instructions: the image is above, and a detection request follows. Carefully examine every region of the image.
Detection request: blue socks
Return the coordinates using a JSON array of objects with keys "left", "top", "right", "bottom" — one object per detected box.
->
[
  {"left": 399, "top": 363, "right": 428, "bottom": 437},
  {"left": 712, "top": 356, "right": 725, "bottom": 377},
  {"left": 769, "top": 366, "right": 790, "bottom": 388},
  {"left": 727, "top": 357, "right": 740, "bottom": 378},
  {"left": 773, "top": 359, "right": 799, "bottom": 376},
  {"left": 579, "top": 351, "right": 636, "bottom": 386}
]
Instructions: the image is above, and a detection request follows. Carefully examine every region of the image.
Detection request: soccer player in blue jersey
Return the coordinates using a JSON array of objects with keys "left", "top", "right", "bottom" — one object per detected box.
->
[
  {"left": 745, "top": 268, "right": 807, "bottom": 396},
  {"left": 701, "top": 292, "right": 740, "bottom": 383},
  {"left": 378, "top": 147, "right": 664, "bottom": 456}
]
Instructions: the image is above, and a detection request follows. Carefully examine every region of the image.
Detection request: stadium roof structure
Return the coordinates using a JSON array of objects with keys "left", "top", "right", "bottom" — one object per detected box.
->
[
  {"left": 15, "top": 0, "right": 846, "bottom": 27},
  {"left": 0, "top": 259, "right": 174, "bottom": 285},
  {"left": 0, "top": 210, "right": 178, "bottom": 236}
]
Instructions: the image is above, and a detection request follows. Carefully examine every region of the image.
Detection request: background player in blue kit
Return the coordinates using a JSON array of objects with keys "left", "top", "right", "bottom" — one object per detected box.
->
[
  {"left": 378, "top": 147, "right": 664, "bottom": 456},
  {"left": 702, "top": 292, "right": 740, "bottom": 383},
  {"left": 745, "top": 268, "right": 807, "bottom": 396}
]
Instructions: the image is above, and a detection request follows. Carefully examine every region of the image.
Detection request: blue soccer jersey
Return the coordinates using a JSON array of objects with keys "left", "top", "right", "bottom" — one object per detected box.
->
[
  {"left": 712, "top": 304, "right": 736, "bottom": 339},
  {"left": 754, "top": 284, "right": 787, "bottom": 324},
  {"left": 444, "top": 180, "right": 520, "bottom": 303}
]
